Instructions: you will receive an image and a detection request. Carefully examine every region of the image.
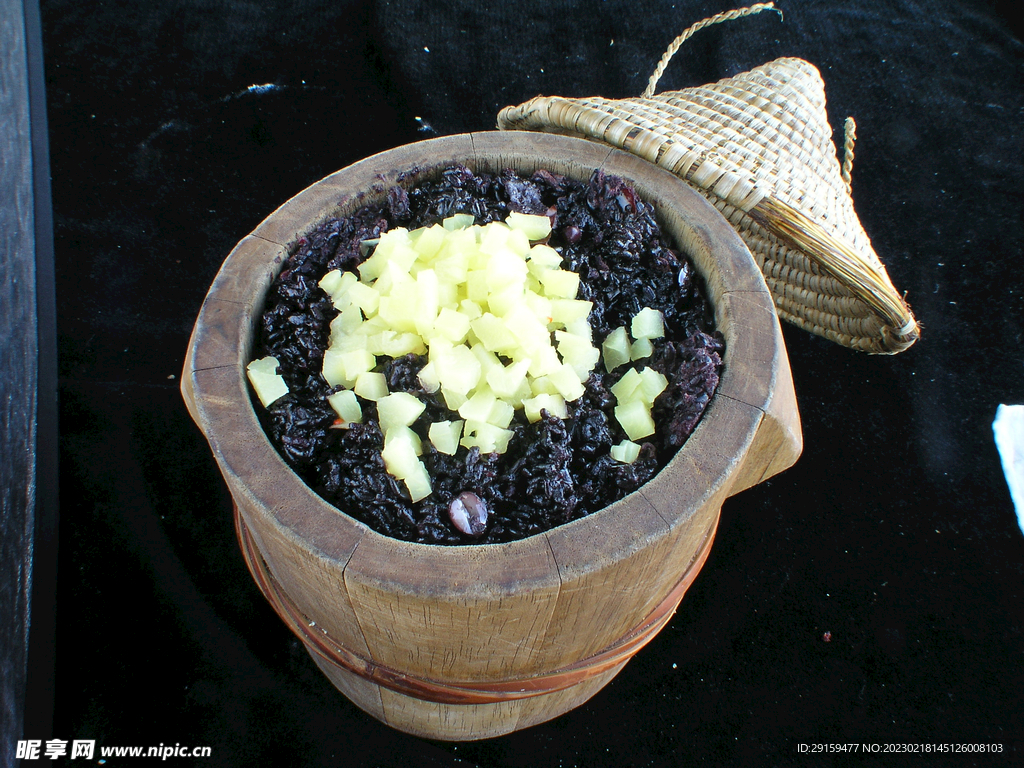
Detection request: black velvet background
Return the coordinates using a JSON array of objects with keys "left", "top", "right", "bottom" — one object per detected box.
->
[{"left": 38, "top": 0, "right": 1023, "bottom": 765}]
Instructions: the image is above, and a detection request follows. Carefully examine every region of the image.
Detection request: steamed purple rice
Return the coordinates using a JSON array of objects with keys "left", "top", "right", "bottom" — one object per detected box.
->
[{"left": 255, "top": 166, "right": 723, "bottom": 545}]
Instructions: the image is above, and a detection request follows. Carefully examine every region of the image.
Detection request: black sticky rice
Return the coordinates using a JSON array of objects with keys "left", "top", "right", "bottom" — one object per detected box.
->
[{"left": 255, "top": 166, "right": 723, "bottom": 544}]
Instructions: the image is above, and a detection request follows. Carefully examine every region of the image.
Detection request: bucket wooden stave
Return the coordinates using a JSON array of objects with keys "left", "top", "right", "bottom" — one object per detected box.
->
[{"left": 182, "top": 132, "right": 801, "bottom": 740}]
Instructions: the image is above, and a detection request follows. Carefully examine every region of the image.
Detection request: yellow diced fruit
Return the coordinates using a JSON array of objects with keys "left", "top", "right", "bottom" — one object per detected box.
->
[
  {"left": 506, "top": 227, "right": 531, "bottom": 256},
  {"left": 376, "top": 392, "right": 426, "bottom": 434},
  {"left": 486, "top": 398, "right": 515, "bottom": 429},
  {"left": 458, "top": 299, "right": 483, "bottom": 320},
  {"left": 602, "top": 326, "right": 632, "bottom": 372},
  {"left": 478, "top": 222, "right": 511, "bottom": 254},
  {"left": 403, "top": 462, "right": 432, "bottom": 503},
  {"left": 470, "top": 313, "right": 519, "bottom": 354},
  {"left": 548, "top": 362, "right": 586, "bottom": 402},
  {"left": 460, "top": 421, "right": 514, "bottom": 454},
  {"left": 487, "top": 283, "right": 526, "bottom": 317},
  {"left": 631, "top": 307, "right": 666, "bottom": 340},
  {"left": 346, "top": 281, "right": 380, "bottom": 316},
  {"left": 523, "top": 393, "right": 568, "bottom": 422},
  {"left": 615, "top": 400, "right": 657, "bottom": 441},
  {"left": 610, "top": 440, "right": 642, "bottom": 464},
  {"left": 413, "top": 224, "right": 447, "bottom": 259},
  {"left": 354, "top": 371, "right": 389, "bottom": 401},
  {"left": 530, "top": 375, "right": 559, "bottom": 396},
  {"left": 381, "top": 427, "right": 422, "bottom": 474},
  {"left": 630, "top": 337, "right": 653, "bottom": 361},
  {"left": 486, "top": 359, "right": 531, "bottom": 398},
  {"left": 430, "top": 307, "right": 470, "bottom": 344},
  {"left": 428, "top": 420, "right": 464, "bottom": 455},
  {"left": 327, "top": 270, "right": 359, "bottom": 305},
  {"left": 442, "top": 213, "right": 474, "bottom": 230},
  {"left": 318, "top": 269, "right": 344, "bottom": 296},
  {"left": 549, "top": 298, "right": 593, "bottom": 326},
  {"left": 246, "top": 356, "right": 289, "bottom": 407},
  {"left": 484, "top": 249, "right": 528, "bottom": 292},
  {"left": 433, "top": 253, "right": 469, "bottom": 285},
  {"left": 327, "top": 390, "right": 363, "bottom": 425},
  {"left": 458, "top": 389, "right": 498, "bottom": 423},
  {"left": 322, "top": 348, "right": 372, "bottom": 389},
  {"left": 442, "top": 388, "right": 469, "bottom": 411},
  {"left": 330, "top": 303, "right": 364, "bottom": 335},
  {"left": 610, "top": 367, "right": 643, "bottom": 402},
  {"left": 527, "top": 243, "right": 563, "bottom": 269},
  {"left": 416, "top": 361, "right": 440, "bottom": 393},
  {"left": 414, "top": 268, "right": 440, "bottom": 336},
  {"left": 555, "top": 330, "right": 600, "bottom": 380},
  {"left": 504, "top": 304, "right": 549, "bottom": 348},
  {"left": 638, "top": 368, "right": 669, "bottom": 404},
  {"left": 537, "top": 269, "right": 580, "bottom": 299},
  {"left": 378, "top": 332, "right": 425, "bottom": 358},
  {"left": 524, "top": 291, "right": 553, "bottom": 326},
  {"left": 506, "top": 211, "right": 552, "bottom": 241},
  {"left": 564, "top": 317, "right": 593, "bottom": 340},
  {"left": 525, "top": 344, "right": 562, "bottom": 378},
  {"left": 465, "top": 270, "right": 490, "bottom": 302},
  {"left": 435, "top": 345, "right": 482, "bottom": 395}
]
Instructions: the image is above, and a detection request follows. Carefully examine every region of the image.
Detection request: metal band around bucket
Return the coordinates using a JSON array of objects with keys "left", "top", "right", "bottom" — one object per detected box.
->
[{"left": 235, "top": 505, "right": 719, "bottom": 706}]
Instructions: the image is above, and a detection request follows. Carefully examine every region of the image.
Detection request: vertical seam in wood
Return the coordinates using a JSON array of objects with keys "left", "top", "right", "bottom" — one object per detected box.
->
[{"left": 340, "top": 536, "right": 380, "bottom": 666}]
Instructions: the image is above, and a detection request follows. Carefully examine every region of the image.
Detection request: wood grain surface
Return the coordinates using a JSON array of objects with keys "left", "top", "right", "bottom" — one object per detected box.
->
[{"left": 182, "top": 131, "right": 801, "bottom": 740}]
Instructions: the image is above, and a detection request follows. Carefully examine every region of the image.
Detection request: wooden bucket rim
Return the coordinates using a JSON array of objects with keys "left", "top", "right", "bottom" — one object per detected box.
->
[{"left": 183, "top": 131, "right": 785, "bottom": 594}]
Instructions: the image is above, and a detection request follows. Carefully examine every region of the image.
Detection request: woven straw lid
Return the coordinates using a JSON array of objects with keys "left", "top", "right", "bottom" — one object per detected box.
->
[{"left": 497, "top": 4, "right": 919, "bottom": 354}]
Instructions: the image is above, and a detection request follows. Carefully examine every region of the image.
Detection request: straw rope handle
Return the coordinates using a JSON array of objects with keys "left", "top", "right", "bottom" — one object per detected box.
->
[
  {"left": 642, "top": 2, "right": 783, "bottom": 98},
  {"left": 841, "top": 117, "right": 857, "bottom": 194}
]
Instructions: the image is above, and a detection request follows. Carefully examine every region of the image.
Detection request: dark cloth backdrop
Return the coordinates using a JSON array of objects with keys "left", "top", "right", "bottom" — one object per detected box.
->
[{"left": 37, "top": 0, "right": 1023, "bottom": 765}]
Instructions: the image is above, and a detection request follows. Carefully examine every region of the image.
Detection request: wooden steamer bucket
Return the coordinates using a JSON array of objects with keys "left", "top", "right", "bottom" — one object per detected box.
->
[{"left": 181, "top": 132, "right": 801, "bottom": 740}]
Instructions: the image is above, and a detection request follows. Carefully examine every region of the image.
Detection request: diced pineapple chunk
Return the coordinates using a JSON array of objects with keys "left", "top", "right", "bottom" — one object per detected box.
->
[
  {"left": 346, "top": 281, "right": 380, "bottom": 316},
  {"left": 555, "top": 330, "right": 601, "bottom": 380},
  {"left": 630, "top": 337, "right": 653, "bottom": 361},
  {"left": 610, "top": 367, "right": 643, "bottom": 402},
  {"left": 602, "top": 326, "right": 632, "bottom": 372},
  {"left": 435, "top": 345, "right": 481, "bottom": 395},
  {"left": 527, "top": 243, "right": 563, "bottom": 269},
  {"left": 381, "top": 426, "right": 423, "bottom": 477},
  {"left": 523, "top": 393, "right": 568, "bottom": 422},
  {"left": 631, "top": 307, "right": 666, "bottom": 340},
  {"left": 549, "top": 298, "right": 593, "bottom": 325},
  {"left": 614, "top": 400, "right": 657, "bottom": 441},
  {"left": 460, "top": 421, "right": 514, "bottom": 454},
  {"left": 506, "top": 211, "right": 552, "bottom": 240},
  {"left": 246, "top": 356, "right": 289, "bottom": 407},
  {"left": 354, "top": 371, "right": 389, "bottom": 401},
  {"left": 442, "top": 213, "right": 474, "bottom": 230},
  {"left": 471, "top": 313, "right": 519, "bottom": 354},
  {"left": 327, "top": 390, "right": 363, "bottom": 425},
  {"left": 638, "top": 368, "right": 669, "bottom": 404},
  {"left": 376, "top": 392, "right": 426, "bottom": 434},
  {"left": 318, "top": 269, "right": 345, "bottom": 297},
  {"left": 547, "top": 362, "right": 586, "bottom": 402},
  {"left": 610, "top": 440, "right": 642, "bottom": 464},
  {"left": 458, "top": 389, "right": 498, "bottom": 423},
  {"left": 413, "top": 224, "right": 447, "bottom": 259},
  {"left": 416, "top": 360, "right": 440, "bottom": 393},
  {"left": 486, "top": 358, "right": 531, "bottom": 398},
  {"left": 428, "top": 420, "right": 464, "bottom": 455},
  {"left": 403, "top": 462, "right": 432, "bottom": 503},
  {"left": 537, "top": 269, "right": 580, "bottom": 299},
  {"left": 433, "top": 307, "right": 471, "bottom": 343}
]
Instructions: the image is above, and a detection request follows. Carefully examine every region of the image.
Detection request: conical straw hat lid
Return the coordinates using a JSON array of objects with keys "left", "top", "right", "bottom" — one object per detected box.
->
[{"left": 497, "top": 6, "right": 918, "bottom": 354}]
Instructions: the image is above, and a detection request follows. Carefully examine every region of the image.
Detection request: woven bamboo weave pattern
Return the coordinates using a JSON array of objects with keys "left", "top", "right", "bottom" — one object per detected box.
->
[{"left": 497, "top": 23, "right": 919, "bottom": 353}]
